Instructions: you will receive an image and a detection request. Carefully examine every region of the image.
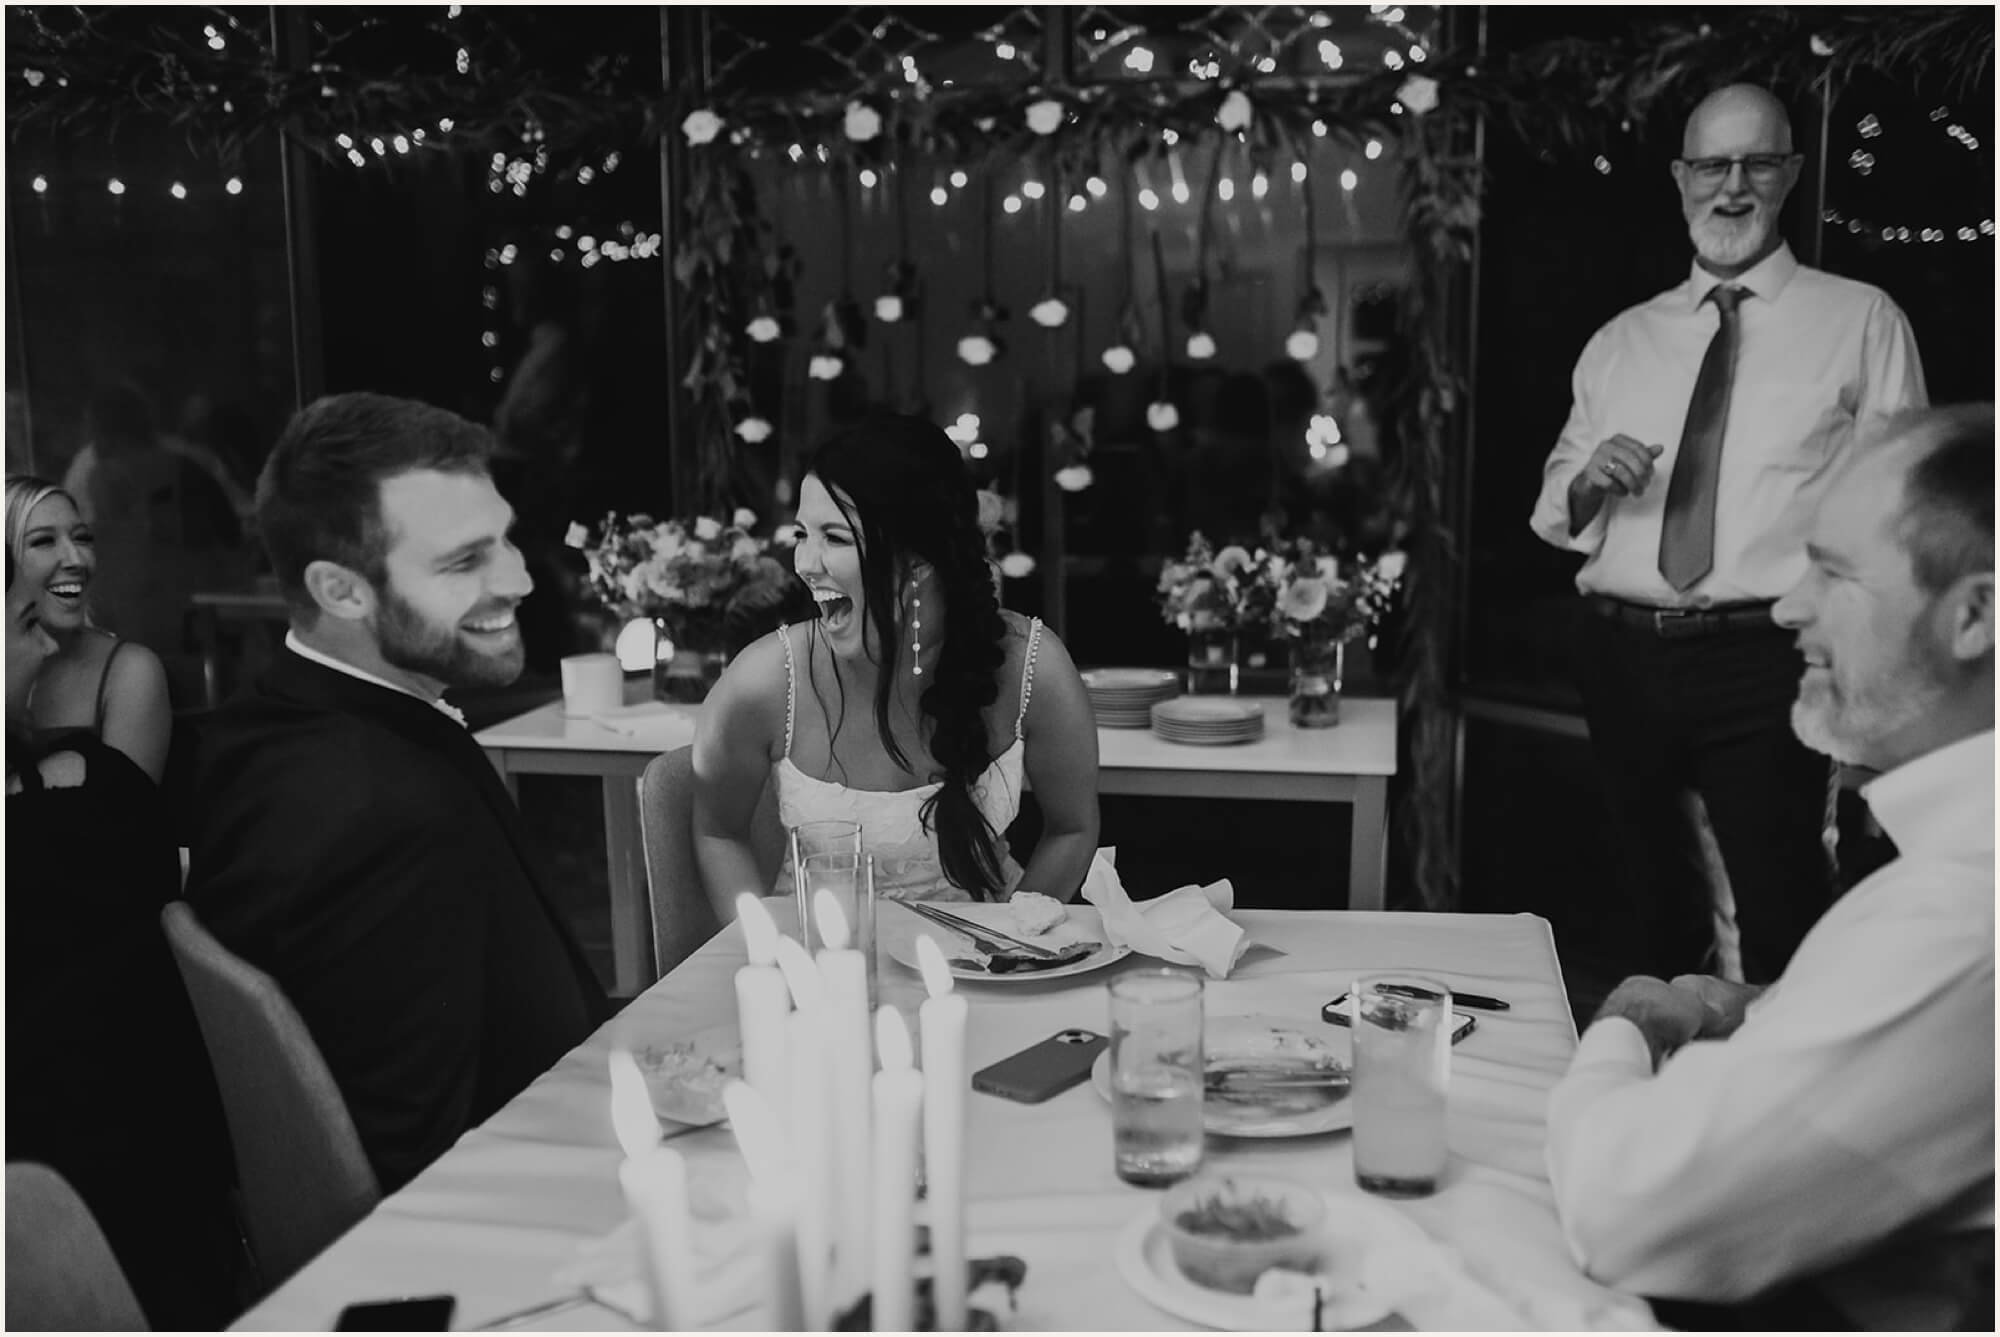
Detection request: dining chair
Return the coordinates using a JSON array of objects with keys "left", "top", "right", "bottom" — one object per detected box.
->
[
  {"left": 638, "top": 745, "right": 785, "bottom": 978},
  {"left": 6, "top": 1162, "right": 150, "bottom": 1331},
  {"left": 160, "top": 901, "right": 381, "bottom": 1294}
]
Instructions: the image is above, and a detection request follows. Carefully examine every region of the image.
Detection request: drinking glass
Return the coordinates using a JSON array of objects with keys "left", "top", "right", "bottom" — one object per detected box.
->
[
  {"left": 1349, "top": 973, "right": 1451, "bottom": 1197},
  {"left": 798, "top": 850, "right": 877, "bottom": 1007},
  {"left": 1107, "top": 969, "right": 1205, "bottom": 1187},
  {"left": 790, "top": 820, "right": 861, "bottom": 930}
]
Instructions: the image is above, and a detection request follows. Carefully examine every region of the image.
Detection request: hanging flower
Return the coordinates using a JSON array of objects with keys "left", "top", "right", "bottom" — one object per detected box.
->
[
  {"left": 1376, "top": 551, "right": 1408, "bottom": 583},
  {"left": 1322, "top": 443, "right": 1352, "bottom": 470},
  {"left": 957, "top": 335, "right": 998, "bottom": 366},
  {"left": 693, "top": 516, "right": 724, "bottom": 542},
  {"left": 1216, "top": 89, "right": 1253, "bottom": 132},
  {"left": 1025, "top": 99, "right": 1066, "bottom": 136},
  {"left": 1397, "top": 75, "right": 1440, "bottom": 115},
  {"left": 844, "top": 101, "right": 883, "bottom": 142},
  {"left": 1186, "top": 332, "right": 1217, "bottom": 360},
  {"left": 1285, "top": 329, "right": 1321, "bottom": 361},
  {"left": 745, "top": 316, "right": 782, "bottom": 343},
  {"left": 999, "top": 552, "right": 1038, "bottom": 579},
  {"left": 733, "top": 508, "right": 760, "bottom": 529},
  {"left": 1053, "top": 465, "right": 1094, "bottom": 492},
  {"left": 734, "top": 417, "right": 773, "bottom": 444},
  {"left": 874, "top": 295, "right": 905, "bottom": 323},
  {"left": 680, "top": 109, "right": 724, "bottom": 146},
  {"left": 1029, "top": 297, "right": 1070, "bottom": 328},
  {"left": 975, "top": 489, "right": 1006, "bottom": 534},
  {"left": 773, "top": 522, "right": 804, "bottom": 546},
  {"left": 1147, "top": 401, "right": 1181, "bottom": 432},
  {"left": 808, "top": 354, "right": 844, "bottom": 380},
  {"left": 1101, "top": 345, "right": 1137, "bottom": 374},
  {"left": 564, "top": 522, "right": 590, "bottom": 549}
]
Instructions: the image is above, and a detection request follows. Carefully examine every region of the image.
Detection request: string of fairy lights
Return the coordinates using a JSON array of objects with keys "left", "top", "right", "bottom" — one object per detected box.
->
[{"left": 10, "top": 9, "right": 1991, "bottom": 414}]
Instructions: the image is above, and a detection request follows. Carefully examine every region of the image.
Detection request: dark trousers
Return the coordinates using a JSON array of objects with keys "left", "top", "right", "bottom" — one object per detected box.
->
[{"left": 1574, "top": 607, "right": 1837, "bottom": 984}]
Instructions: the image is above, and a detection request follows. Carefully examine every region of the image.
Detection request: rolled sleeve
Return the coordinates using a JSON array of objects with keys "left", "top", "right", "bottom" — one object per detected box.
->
[
  {"left": 1529, "top": 330, "right": 1612, "bottom": 555},
  {"left": 1855, "top": 294, "right": 1929, "bottom": 429}
]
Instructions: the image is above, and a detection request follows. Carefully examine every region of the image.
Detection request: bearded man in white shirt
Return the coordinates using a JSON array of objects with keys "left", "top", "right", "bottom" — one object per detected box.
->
[
  {"left": 1546, "top": 404, "right": 1994, "bottom": 1328},
  {"left": 1529, "top": 84, "right": 1929, "bottom": 984}
]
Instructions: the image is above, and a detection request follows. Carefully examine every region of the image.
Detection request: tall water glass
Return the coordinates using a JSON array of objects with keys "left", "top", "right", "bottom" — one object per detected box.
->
[
  {"left": 1349, "top": 974, "right": 1451, "bottom": 1197},
  {"left": 1108, "top": 969, "right": 1205, "bottom": 1187},
  {"left": 791, "top": 820, "right": 861, "bottom": 935},
  {"left": 798, "top": 850, "right": 877, "bottom": 1007}
]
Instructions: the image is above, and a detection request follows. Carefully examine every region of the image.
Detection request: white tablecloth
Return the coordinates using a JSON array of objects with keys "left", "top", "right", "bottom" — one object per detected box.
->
[{"left": 237, "top": 909, "right": 1654, "bottom": 1331}]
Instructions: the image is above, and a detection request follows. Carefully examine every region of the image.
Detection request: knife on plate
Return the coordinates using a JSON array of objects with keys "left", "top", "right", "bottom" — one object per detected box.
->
[{"left": 904, "top": 902, "right": 1065, "bottom": 960}]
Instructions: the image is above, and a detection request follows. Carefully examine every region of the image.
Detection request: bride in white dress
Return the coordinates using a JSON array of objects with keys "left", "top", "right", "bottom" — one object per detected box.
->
[{"left": 691, "top": 411, "right": 1099, "bottom": 916}]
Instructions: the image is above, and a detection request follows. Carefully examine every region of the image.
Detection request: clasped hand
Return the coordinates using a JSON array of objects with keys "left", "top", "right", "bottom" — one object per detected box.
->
[{"left": 1595, "top": 973, "right": 1765, "bottom": 1067}]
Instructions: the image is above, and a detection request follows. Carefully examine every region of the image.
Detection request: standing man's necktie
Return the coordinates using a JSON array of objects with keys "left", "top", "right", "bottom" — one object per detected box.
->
[{"left": 1659, "top": 284, "right": 1747, "bottom": 592}]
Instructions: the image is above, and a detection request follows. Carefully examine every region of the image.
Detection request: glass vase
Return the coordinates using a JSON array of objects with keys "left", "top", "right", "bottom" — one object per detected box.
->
[
  {"left": 1288, "top": 638, "right": 1345, "bottom": 729},
  {"left": 1185, "top": 625, "right": 1238, "bottom": 695},
  {"left": 652, "top": 617, "right": 729, "bottom": 703}
]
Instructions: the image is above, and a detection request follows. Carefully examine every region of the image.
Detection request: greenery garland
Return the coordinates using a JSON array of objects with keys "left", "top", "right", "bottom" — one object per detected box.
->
[{"left": 9, "top": 5, "right": 1988, "bottom": 909}]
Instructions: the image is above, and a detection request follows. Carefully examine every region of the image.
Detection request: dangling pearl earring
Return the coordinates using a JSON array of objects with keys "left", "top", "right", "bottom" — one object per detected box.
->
[{"left": 909, "top": 579, "right": 924, "bottom": 678}]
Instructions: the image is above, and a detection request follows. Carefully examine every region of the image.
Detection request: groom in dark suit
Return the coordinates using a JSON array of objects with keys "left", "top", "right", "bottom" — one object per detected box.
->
[{"left": 186, "top": 392, "right": 608, "bottom": 1194}]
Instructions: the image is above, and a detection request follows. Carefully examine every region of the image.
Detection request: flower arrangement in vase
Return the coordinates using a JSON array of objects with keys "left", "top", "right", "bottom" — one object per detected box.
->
[
  {"left": 568, "top": 508, "right": 795, "bottom": 699},
  {"left": 1155, "top": 532, "right": 1262, "bottom": 693},
  {"left": 1252, "top": 540, "right": 1406, "bottom": 728}
]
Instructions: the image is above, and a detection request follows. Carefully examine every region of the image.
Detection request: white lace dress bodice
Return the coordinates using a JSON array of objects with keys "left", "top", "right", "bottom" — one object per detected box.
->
[{"left": 771, "top": 619, "right": 1041, "bottom": 902}]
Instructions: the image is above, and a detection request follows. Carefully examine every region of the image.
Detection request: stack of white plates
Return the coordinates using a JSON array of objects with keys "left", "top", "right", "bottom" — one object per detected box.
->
[
  {"left": 1081, "top": 668, "right": 1181, "bottom": 728},
  {"left": 1150, "top": 696, "right": 1266, "bottom": 746}
]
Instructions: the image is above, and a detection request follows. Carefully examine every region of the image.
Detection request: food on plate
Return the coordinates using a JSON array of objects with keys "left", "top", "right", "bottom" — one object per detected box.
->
[
  {"left": 634, "top": 1041, "right": 734, "bottom": 1121},
  {"left": 1161, "top": 1176, "right": 1327, "bottom": 1293},
  {"left": 1006, "top": 892, "right": 1068, "bottom": 936}
]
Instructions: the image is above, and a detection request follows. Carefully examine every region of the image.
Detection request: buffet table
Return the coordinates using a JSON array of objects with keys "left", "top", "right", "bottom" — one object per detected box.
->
[
  {"left": 476, "top": 687, "right": 1398, "bottom": 996},
  {"left": 235, "top": 907, "right": 1653, "bottom": 1332}
]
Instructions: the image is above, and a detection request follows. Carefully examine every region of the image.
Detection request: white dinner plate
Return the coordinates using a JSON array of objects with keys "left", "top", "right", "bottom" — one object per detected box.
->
[
  {"left": 633, "top": 1022, "right": 739, "bottom": 1126},
  {"left": 1113, "top": 1193, "right": 1397, "bottom": 1331},
  {"left": 880, "top": 901, "right": 1133, "bottom": 983},
  {"left": 1091, "top": 1015, "right": 1354, "bottom": 1137},
  {"left": 1082, "top": 668, "right": 1181, "bottom": 691},
  {"left": 1151, "top": 697, "right": 1264, "bottom": 725}
]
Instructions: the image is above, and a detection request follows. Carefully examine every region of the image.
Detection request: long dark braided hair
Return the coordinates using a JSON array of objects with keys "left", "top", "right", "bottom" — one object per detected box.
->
[{"left": 804, "top": 411, "right": 1011, "bottom": 899}]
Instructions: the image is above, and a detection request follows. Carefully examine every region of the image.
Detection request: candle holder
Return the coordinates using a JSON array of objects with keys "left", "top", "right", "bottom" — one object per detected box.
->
[{"left": 832, "top": 1254, "right": 1026, "bottom": 1332}]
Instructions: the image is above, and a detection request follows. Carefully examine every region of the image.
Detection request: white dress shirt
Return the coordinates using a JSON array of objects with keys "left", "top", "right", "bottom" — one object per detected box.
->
[
  {"left": 1545, "top": 730, "right": 1994, "bottom": 1304},
  {"left": 284, "top": 630, "right": 468, "bottom": 727},
  {"left": 1529, "top": 243, "right": 1928, "bottom": 604}
]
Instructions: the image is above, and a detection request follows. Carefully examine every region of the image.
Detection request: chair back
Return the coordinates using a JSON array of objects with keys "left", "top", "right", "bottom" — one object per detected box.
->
[
  {"left": 160, "top": 901, "right": 380, "bottom": 1292},
  {"left": 6, "top": 1162, "right": 149, "bottom": 1331},
  {"left": 638, "top": 745, "right": 784, "bottom": 977}
]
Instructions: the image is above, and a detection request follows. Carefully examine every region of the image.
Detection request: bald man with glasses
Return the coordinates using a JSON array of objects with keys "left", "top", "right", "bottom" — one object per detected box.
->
[{"left": 1529, "top": 84, "right": 1928, "bottom": 985}]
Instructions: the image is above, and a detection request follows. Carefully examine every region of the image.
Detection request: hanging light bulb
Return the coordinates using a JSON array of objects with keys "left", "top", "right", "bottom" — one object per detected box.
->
[
  {"left": 1086, "top": 175, "right": 1108, "bottom": 198},
  {"left": 1340, "top": 168, "right": 1359, "bottom": 191},
  {"left": 1003, "top": 194, "right": 1023, "bottom": 214},
  {"left": 106, "top": 178, "right": 126, "bottom": 195},
  {"left": 950, "top": 169, "right": 969, "bottom": 188},
  {"left": 1022, "top": 180, "right": 1046, "bottom": 200},
  {"left": 1365, "top": 139, "right": 1383, "bottom": 160},
  {"left": 930, "top": 185, "right": 949, "bottom": 206},
  {"left": 1218, "top": 177, "right": 1235, "bottom": 202},
  {"left": 1292, "top": 162, "right": 1308, "bottom": 184},
  {"left": 1138, "top": 188, "right": 1160, "bottom": 211},
  {"left": 859, "top": 168, "right": 878, "bottom": 188},
  {"left": 1171, "top": 180, "right": 1191, "bottom": 204},
  {"left": 1067, "top": 194, "right": 1086, "bottom": 212},
  {"left": 169, "top": 181, "right": 188, "bottom": 199}
]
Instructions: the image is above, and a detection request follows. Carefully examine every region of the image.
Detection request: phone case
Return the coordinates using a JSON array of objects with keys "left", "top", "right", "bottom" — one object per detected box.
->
[
  {"left": 971, "top": 1029, "right": 1109, "bottom": 1103},
  {"left": 335, "top": 1296, "right": 457, "bottom": 1331},
  {"left": 1322, "top": 995, "right": 1477, "bottom": 1043}
]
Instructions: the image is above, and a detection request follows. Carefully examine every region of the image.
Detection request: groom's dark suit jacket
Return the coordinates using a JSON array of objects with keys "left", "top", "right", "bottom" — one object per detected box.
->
[{"left": 185, "top": 649, "right": 609, "bottom": 1193}]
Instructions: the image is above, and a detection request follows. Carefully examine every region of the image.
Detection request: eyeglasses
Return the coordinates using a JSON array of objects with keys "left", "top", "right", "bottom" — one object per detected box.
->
[{"left": 1678, "top": 153, "right": 1800, "bottom": 190}]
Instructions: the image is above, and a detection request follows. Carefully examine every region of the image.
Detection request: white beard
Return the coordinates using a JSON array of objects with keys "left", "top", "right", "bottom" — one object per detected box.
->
[{"left": 1689, "top": 209, "right": 1768, "bottom": 268}]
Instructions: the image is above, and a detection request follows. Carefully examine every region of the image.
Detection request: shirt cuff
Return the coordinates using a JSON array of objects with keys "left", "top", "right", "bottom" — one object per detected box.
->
[
  {"left": 1528, "top": 469, "right": 1606, "bottom": 555},
  {"left": 1574, "top": 1016, "right": 1655, "bottom": 1073}
]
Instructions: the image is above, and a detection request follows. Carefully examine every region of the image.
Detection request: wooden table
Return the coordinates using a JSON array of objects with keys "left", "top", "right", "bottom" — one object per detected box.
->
[
  {"left": 234, "top": 906, "right": 1654, "bottom": 1332},
  {"left": 477, "top": 686, "right": 1397, "bottom": 997}
]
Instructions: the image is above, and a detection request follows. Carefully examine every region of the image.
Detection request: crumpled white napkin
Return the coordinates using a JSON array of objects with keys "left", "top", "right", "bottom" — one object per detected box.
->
[{"left": 1077, "top": 847, "right": 1250, "bottom": 979}]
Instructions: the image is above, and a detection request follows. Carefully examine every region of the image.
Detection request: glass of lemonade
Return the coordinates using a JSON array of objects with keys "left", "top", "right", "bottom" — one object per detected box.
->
[
  {"left": 1108, "top": 969, "right": 1205, "bottom": 1187},
  {"left": 1349, "top": 974, "right": 1451, "bottom": 1197}
]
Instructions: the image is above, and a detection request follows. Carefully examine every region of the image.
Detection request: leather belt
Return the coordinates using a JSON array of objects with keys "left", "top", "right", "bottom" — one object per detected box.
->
[{"left": 1586, "top": 595, "right": 1778, "bottom": 638}]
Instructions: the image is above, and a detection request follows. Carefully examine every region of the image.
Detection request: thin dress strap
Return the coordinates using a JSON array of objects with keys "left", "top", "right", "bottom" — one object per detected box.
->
[
  {"left": 779, "top": 623, "right": 798, "bottom": 759},
  {"left": 93, "top": 638, "right": 127, "bottom": 735},
  {"left": 1015, "top": 617, "right": 1043, "bottom": 742}
]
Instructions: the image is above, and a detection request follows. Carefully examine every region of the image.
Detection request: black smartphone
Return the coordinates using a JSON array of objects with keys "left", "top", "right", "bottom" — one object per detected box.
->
[
  {"left": 971, "top": 1028, "right": 1108, "bottom": 1103},
  {"left": 334, "top": 1295, "right": 457, "bottom": 1330},
  {"left": 1322, "top": 994, "right": 1478, "bottom": 1044}
]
